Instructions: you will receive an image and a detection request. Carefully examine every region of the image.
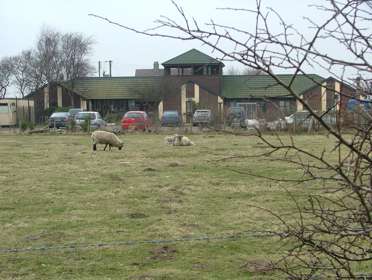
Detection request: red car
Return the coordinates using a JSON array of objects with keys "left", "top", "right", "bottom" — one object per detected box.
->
[{"left": 121, "top": 111, "right": 151, "bottom": 131}]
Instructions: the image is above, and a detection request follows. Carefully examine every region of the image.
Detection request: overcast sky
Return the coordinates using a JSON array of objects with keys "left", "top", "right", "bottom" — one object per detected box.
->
[{"left": 1, "top": 0, "right": 345, "bottom": 96}]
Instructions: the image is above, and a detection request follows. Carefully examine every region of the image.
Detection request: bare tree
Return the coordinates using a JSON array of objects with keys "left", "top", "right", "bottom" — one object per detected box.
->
[
  {"left": 90, "top": 0, "right": 372, "bottom": 277},
  {"left": 0, "top": 57, "right": 13, "bottom": 99},
  {"left": 33, "top": 27, "right": 93, "bottom": 86},
  {"left": 60, "top": 32, "right": 94, "bottom": 106},
  {"left": 36, "top": 27, "right": 62, "bottom": 84},
  {"left": 60, "top": 32, "right": 93, "bottom": 81},
  {"left": 10, "top": 50, "right": 34, "bottom": 98},
  {"left": 8, "top": 27, "right": 94, "bottom": 100}
]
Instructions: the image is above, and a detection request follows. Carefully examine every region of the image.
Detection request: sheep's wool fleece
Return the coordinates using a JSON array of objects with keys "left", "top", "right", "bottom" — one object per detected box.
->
[
  {"left": 91, "top": 131, "right": 123, "bottom": 147},
  {"left": 165, "top": 134, "right": 194, "bottom": 146}
]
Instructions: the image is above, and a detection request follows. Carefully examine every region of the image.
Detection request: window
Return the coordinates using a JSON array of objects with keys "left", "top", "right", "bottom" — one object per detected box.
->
[
  {"left": 170, "top": 68, "right": 180, "bottom": 76},
  {"left": 0, "top": 104, "right": 9, "bottom": 113},
  {"left": 193, "top": 66, "right": 204, "bottom": 75},
  {"left": 211, "top": 65, "right": 220, "bottom": 75},
  {"left": 128, "top": 100, "right": 136, "bottom": 110},
  {"left": 279, "top": 100, "right": 290, "bottom": 114},
  {"left": 183, "top": 68, "right": 192, "bottom": 75}
]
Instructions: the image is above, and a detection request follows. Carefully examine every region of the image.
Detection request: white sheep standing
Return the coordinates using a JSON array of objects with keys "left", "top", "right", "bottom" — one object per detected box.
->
[{"left": 91, "top": 130, "right": 124, "bottom": 151}]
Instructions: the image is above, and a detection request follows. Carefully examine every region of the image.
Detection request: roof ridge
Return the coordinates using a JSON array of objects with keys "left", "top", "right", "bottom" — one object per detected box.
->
[
  {"left": 222, "top": 73, "right": 324, "bottom": 78},
  {"left": 162, "top": 48, "right": 222, "bottom": 66},
  {"left": 64, "top": 76, "right": 162, "bottom": 82}
]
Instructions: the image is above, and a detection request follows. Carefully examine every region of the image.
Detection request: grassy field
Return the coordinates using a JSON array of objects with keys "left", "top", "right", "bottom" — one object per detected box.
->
[{"left": 0, "top": 132, "right": 338, "bottom": 279}]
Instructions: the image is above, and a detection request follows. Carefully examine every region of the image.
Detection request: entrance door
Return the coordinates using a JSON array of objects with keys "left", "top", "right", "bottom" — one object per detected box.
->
[{"left": 237, "top": 103, "right": 257, "bottom": 119}]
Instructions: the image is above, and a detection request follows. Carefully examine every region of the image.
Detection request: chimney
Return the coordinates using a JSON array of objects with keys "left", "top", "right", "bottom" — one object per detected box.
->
[{"left": 153, "top": 61, "right": 159, "bottom": 70}]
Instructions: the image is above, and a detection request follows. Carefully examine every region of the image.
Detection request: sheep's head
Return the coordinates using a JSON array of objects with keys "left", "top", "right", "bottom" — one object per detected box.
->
[{"left": 118, "top": 143, "right": 124, "bottom": 150}]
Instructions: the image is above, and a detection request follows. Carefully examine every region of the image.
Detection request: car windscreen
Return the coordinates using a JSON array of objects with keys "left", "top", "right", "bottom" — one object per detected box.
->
[
  {"left": 125, "top": 113, "right": 144, "bottom": 118},
  {"left": 195, "top": 110, "right": 210, "bottom": 116},
  {"left": 51, "top": 112, "right": 69, "bottom": 118},
  {"left": 76, "top": 112, "right": 95, "bottom": 120},
  {"left": 69, "top": 109, "right": 82, "bottom": 115},
  {"left": 163, "top": 111, "right": 178, "bottom": 117}
]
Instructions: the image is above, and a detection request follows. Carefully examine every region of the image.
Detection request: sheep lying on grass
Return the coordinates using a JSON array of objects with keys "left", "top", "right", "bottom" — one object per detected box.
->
[
  {"left": 164, "top": 134, "right": 194, "bottom": 146},
  {"left": 91, "top": 130, "right": 123, "bottom": 151}
]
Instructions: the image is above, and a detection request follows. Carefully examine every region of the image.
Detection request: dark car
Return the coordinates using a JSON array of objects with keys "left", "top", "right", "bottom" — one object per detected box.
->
[
  {"left": 121, "top": 111, "right": 151, "bottom": 131},
  {"left": 161, "top": 111, "right": 181, "bottom": 127},
  {"left": 227, "top": 107, "right": 246, "bottom": 128},
  {"left": 48, "top": 112, "right": 70, "bottom": 128}
]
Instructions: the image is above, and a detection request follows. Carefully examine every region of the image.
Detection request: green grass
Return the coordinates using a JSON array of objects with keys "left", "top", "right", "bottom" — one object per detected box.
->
[{"left": 0, "top": 132, "right": 338, "bottom": 279}]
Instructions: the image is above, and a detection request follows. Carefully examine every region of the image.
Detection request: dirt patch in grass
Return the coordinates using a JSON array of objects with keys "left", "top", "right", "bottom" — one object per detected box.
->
[
  {"left": 168, "top": 162, "right": 181, "bottom": 167},
  {"left": 149, "top": 245, "right": 177, "bottom": 260},
  {"left": 192, "top": 262, "right": 209, "bottom": 270},
  {"left": 128, "top": 213, "right": 148, "bottom": 219},
  {"left": 143, "top": 167, "right": 157, "bottom": 172},
  {"left": 240, "top": 259, "right": 275, "bottom": 273}
]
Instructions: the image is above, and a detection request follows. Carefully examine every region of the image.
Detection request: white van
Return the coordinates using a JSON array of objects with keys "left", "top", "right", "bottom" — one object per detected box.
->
[{"left": 0, "top": 101, "right": 16, "bottom": 127}]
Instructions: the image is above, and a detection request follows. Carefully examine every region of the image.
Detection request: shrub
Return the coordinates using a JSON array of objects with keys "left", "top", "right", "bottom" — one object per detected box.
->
[
  {"left": 80, "top": 117, "right": 91, "bottom": 133},
  {"left": 19, "top": 120, "right": 35, "bottom": 131},
  {"left": 104, "top": 112, "right": 122, "bottom": 124},
  {"left": 68, "top": 118, "right": 76, "bottom": 132}
]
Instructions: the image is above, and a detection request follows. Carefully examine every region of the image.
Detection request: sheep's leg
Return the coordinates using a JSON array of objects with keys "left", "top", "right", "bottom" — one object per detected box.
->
[
  {"left": 93, "top": 144, "right": 97, "bottom": 151},
  {"left": 103, "top": 144, "right": 108, "bottom": 151},
  {"left": 109, "top": 145, "right": 112, "bottom": 151}
]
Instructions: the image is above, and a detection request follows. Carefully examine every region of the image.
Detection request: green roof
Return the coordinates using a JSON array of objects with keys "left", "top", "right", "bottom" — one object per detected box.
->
[
  {"left": 62, "top": 74, "right": 325, "bottom": 101},
  {"left": 63, "top": 77, "right": 162, "bottom": 100},
  {"left": 222, "top": 74, "right": 325, "bottom": 98},
  {"left": 162, "top": 49, "right": 223, "bottom": 66}
]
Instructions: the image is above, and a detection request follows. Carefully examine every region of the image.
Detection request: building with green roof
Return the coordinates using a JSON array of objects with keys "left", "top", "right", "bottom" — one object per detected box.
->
[{"left": 29, "top": 49, "right": 354, "bottom": 124}]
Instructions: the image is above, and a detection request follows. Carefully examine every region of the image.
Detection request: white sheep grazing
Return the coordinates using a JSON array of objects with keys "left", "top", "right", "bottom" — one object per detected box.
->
[{"left": 91, "top": 130, "right": 123, "bottom": 151}]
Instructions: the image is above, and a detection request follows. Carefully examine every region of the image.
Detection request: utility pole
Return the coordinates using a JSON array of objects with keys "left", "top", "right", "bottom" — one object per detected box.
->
[
  {"left": 105, "top": 60, "right": 112, "bottom": 77},
  {"left": 98, "top": 61, "right": 101, "bottom": 77}
]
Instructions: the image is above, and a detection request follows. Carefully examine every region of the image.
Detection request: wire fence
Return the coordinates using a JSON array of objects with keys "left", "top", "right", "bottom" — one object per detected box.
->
[
  {"left": 1, "top": 230, "right": 371, "bottom": 279},
  {"left": 0, "top": 230, "right": 275, "bottom": 254}
]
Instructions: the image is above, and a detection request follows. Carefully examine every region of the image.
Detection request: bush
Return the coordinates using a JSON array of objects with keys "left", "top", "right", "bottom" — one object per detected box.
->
[
  {"left": 80, "top": 117, "right": 91, "bottom": 133},
  {"left": 68, "top": 118, "right": 76, "bottom": 132},
  {"left": 104, "top": 112, "right": 122, "bottom": 124},
  {"left": 43, "top": 107, "right": 69, "bottom": 118},
  {"left": 19, "top": 120, "right": 35, "bottom": 132}
]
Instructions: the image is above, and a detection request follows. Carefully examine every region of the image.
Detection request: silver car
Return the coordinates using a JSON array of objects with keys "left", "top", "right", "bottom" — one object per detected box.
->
[
  {"left": 192, "top": 109, "right": 213, "bottom": 126},
  {"left": 75, "top": 111, "right": 106, "bottom": 129}
]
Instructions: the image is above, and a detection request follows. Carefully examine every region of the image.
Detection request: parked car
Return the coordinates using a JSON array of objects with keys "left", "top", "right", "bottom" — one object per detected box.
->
[
  {"left": 161, "top": 110, "right": 181, "bottom": 127},
  {"left": 75, "top": 111, "right": 106, "bottom": 129},
  {"left": 48, "top": 112, "right": 70, "bottom": 128},
  {"left": 192, "top": 109, "right": 213, "bottom": 126},
  {"left": 68, "top": 108, "right": 83, "bottom": 121},
  {"left": 227, "top": 107, "right": 246, "bottom": 128},
  {"left": 121, "top": 111, "right": 151, "bottom": 131}
]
